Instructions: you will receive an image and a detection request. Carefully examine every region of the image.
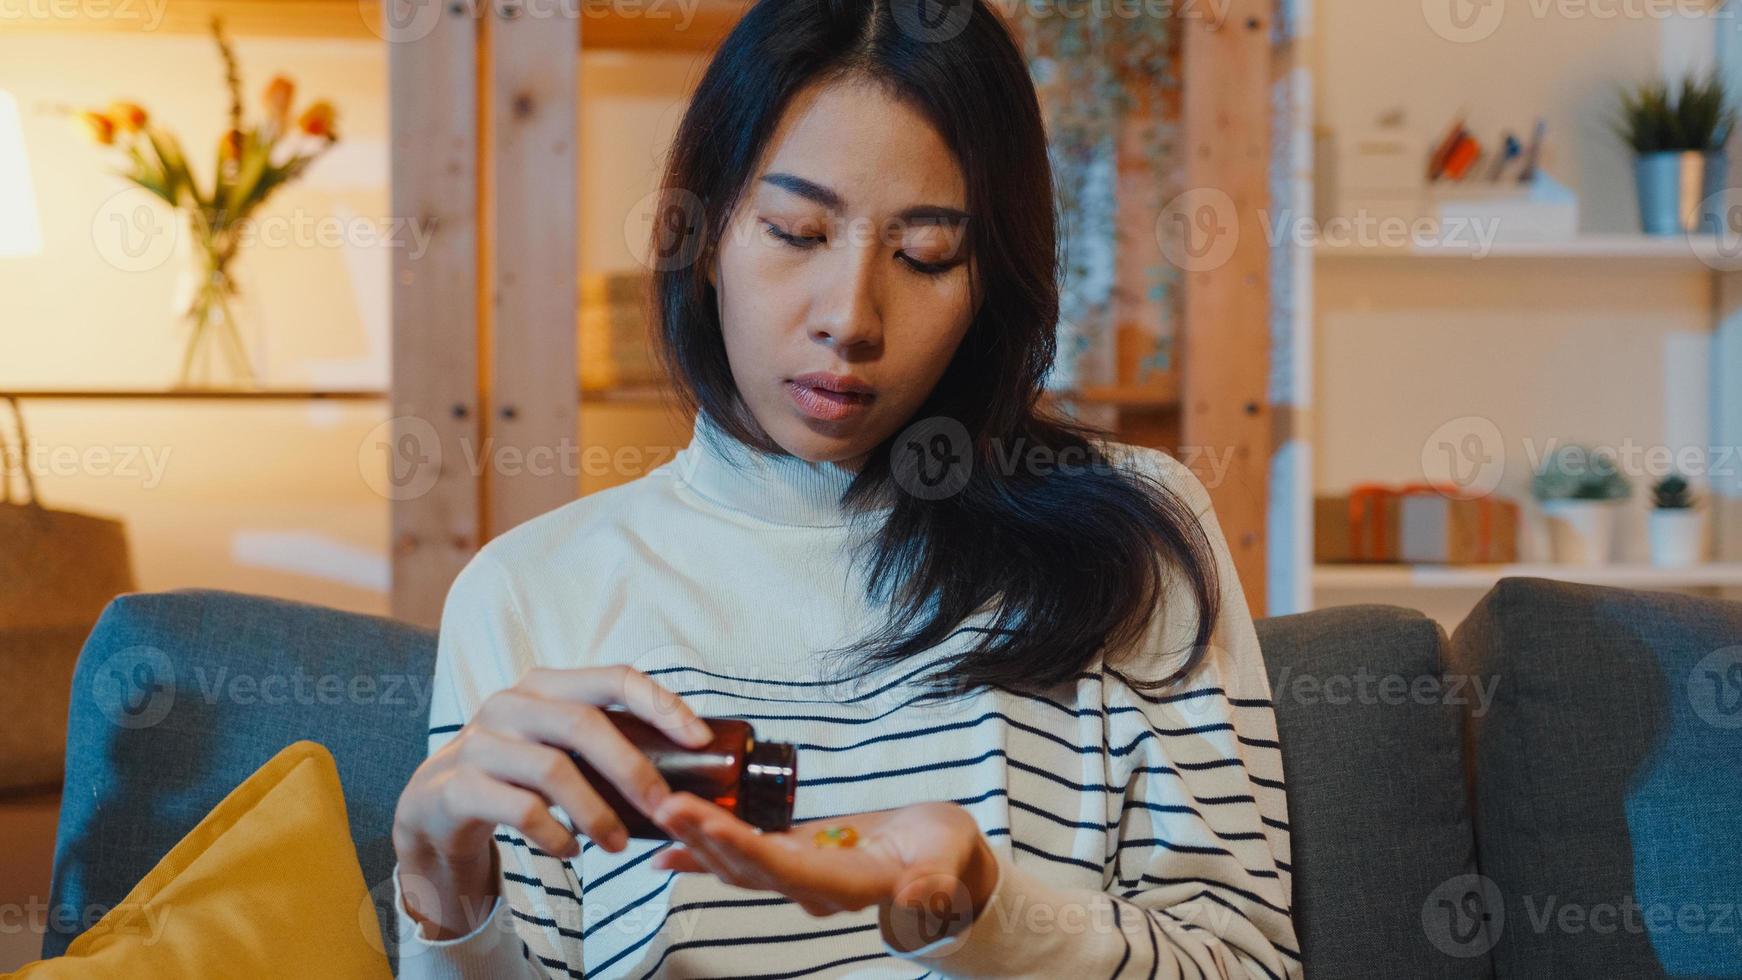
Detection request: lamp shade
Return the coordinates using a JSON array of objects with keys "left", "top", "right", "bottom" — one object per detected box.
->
[{"left": 0, "top": 89, "right": 44, "bottom": 259}]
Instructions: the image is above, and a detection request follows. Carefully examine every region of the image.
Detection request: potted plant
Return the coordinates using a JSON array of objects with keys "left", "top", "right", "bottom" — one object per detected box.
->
[
  {"left": 1531, "top": 444, "right": 1632, "bottom": 565},
  {"left": 1647, "top": 472, "right": 1705, "bottom": 567},
  {"left": 1613, "top": 72, "right": 1735, "bottom": 235}
]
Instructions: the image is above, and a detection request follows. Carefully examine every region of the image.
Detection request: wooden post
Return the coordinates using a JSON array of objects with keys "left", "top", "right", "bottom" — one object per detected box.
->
[
  {"left": 387, "top": 0, "right": 579, "bottom": 626},
  {"left": 483, "top": 1, "right": 580, "bottom": 536},
  {"left": 388, "top": 0, "right": 482, "bottom": 628},
  {"left": 1180, "top": 1, "right": 1274, "bottom": 614}
]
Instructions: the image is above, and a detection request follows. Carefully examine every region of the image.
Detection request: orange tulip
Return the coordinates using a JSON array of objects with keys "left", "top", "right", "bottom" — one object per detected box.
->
[
  {"left": 297, "top": 100, "right": 336, "bottom": 140},
  {"left": 107, "top": 101, "right": 148, "bottom": 134},
  {"left": 263, "top": 75, "right": 294, "bottom": 130},
  {"left": 78, "top": 110, "right": 116, "bottom": 146},
  {"left": 219, "top": 128, "right": 244, "bottom": 162}
]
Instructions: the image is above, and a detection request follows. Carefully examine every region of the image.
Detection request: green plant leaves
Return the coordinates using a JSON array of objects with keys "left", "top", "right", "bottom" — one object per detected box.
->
[{"left": 1614, "top": 72, "right": 1736, "bottom": 154}]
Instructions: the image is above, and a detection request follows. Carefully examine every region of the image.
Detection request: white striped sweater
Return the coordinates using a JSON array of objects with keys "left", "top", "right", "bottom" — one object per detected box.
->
[{"left": 392, "top": 412, "right": 1300, "bottom": 979}]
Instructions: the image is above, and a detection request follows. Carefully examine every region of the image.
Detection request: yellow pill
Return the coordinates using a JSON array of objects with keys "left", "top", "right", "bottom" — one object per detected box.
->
[{"left": 812, "top": 825, "right": 859, "bottom": 848}]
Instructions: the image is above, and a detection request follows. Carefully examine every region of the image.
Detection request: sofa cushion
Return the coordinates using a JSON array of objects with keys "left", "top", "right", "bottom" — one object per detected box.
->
[
  {"left": 1450, "top": 576, "right": 1742, "bottom": 979},
  {"left": 43, "top": 589, "right": 436, "bottom": 962},
  {"left": 20, "top": 742, "right": 392, "bottom": 979},
  {"left": 1257, "top": 603, "right": 1488, "bottom": 980}
]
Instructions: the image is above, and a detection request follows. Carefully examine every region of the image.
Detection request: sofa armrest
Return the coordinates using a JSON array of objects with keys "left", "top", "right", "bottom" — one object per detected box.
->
[{"left": 43, "top": 588, "right": 435, "bottom": 962}]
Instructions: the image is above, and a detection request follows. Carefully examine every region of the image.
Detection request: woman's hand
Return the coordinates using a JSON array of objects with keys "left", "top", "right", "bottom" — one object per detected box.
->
[
  {"left": 649, "top": 793, "right": 1000, "bottom": 951},
  {"left": 392, "top": 665, "right": 713, "bottom": 940}
]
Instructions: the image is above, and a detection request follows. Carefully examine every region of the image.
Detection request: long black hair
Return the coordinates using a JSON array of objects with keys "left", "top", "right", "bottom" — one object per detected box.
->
[{"left": 650, "top": 0, "right": 1222, "bottom": 699}]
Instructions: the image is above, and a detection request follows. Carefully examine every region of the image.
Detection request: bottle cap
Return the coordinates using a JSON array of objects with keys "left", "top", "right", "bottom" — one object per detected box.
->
[{"left": 740, "top": 738, "right": 797, "bottom": 832}]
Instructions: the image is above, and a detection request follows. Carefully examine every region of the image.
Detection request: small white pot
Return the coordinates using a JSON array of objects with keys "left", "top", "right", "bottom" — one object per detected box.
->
[
  {"left": 1540, "top": 498, "right": 1620, "bottom": 566},
  {"left": 1648, "top": 508, "right": 1706, "bottom": 567}
]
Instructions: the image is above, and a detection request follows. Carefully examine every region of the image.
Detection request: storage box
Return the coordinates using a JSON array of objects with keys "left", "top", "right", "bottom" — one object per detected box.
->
[
  {"left": 1427, "top": 172, "right": 1579, "bottom": 243},
  {"left": 1317, "top": 484, "right": 1519, "bottom": 565},
  {"left": 1397, "top": 493, "right": 1518, "bottom": 563},
  {"left": 1315, "top": 487, "right": 1401, "bottom": 563}
]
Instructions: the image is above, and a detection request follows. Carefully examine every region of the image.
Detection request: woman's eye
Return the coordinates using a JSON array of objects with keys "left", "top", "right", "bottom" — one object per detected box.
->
[
  {"left": 763, "top": 219, "right": 957, "bottom": 278},
  {"left": 762, "top": 221, "right": 823, "bottom": 248},
  {"left": 900, "top": 254, "right": 956, "bottom": 278}
]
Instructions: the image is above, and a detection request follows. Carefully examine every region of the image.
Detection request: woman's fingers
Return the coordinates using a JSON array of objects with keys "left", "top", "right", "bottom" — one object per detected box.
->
[
  {"left": 650, "top": 797, "right": 892, "bottom": 916},
  {"left": 437, "top": 768, "right": 578, "bottom": 859},
  {"left": 479, "top": 690, "right": 672, "bottom": 821},
  {"left": 654, "top": 793, "right": 867, "bottom": 919},
  {"left": 663, "top": 804, "right": 775, "bottom": 890},
  {"left": 651, "top": 845, "right": 708, "bottom": 874},
  {"left": 456, "top": 727, "right": 627, "bottom": 849},
  {"left": 524, "top": 664, "right": 714, "bottom": 748},
  {"left": 663, "top": 817, "right": 837, "bottom": 915}
]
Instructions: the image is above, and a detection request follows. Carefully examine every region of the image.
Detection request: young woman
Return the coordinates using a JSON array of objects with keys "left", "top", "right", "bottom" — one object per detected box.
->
[{"left": 390, "top": 0, "right": 1298, "bottom": 976}]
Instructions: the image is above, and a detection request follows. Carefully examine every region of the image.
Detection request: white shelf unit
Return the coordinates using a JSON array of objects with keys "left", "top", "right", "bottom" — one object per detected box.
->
[
  {"left": 1315, "top": 234, "right": 1739, "bottom": 264},
  {"left": 1314, "top": 561, "right": 1742, "bottom": 591},
  {"left": 1293, "top": 4, "right": 1742, "bottom": 628},
  {"left": 1308, "top": 228, "right": 1742, "bottom": 621}
]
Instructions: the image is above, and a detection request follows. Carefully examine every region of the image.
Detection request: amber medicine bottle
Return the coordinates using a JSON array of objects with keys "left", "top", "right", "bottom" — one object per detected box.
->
[{"left": 570, "top": 706, "right": 798, "bottom": 840}]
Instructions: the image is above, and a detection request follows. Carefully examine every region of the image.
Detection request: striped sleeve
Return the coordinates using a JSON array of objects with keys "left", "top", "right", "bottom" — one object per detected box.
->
[
  {"left": 878, "top": 449, "right": 1301, "bottom": 978},
  {"left": 392, "top": 547, "right": 567, "bottom": 980}
]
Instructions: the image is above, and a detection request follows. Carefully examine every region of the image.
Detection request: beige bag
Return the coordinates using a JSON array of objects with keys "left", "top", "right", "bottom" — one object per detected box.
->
[{"left": 0, "top": 397, "right": 138, "bottom": 794}]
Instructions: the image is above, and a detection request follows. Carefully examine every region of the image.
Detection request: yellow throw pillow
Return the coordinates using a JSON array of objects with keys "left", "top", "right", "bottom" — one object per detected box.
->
[{"left": 11, "top": 740, "right": 392, "bottom": 979}]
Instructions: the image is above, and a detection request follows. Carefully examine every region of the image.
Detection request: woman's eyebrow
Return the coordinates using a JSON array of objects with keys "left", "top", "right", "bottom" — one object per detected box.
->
[{"left": 759, "top": 171, "right": 970, "bottom": 227}]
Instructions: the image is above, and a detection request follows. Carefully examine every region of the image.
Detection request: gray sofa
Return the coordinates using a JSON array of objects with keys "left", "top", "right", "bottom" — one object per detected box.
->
[{"left": 39, "top": 578, "right": 1742, "bottom": 977}]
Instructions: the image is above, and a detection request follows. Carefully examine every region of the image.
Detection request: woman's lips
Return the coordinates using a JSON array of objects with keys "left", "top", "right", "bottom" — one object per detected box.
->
[{"left": 785, "top": 380, "right": 874, "bottom": 421}]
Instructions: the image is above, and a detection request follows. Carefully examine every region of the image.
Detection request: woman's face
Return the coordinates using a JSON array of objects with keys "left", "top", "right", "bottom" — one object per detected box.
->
[{"left": 709, "top": 78, "right": 980, "bottom": 471}]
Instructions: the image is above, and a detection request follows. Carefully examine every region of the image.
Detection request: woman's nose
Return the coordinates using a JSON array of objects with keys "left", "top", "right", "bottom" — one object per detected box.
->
[{"left": 808, "top": 246, "right": 883, "bottom": 349}]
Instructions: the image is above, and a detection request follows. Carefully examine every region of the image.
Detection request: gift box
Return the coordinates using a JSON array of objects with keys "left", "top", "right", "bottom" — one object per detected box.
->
[
  {"left": 1316, "top": 483, "right": 1519, "bottom": 564},
  {"left": 1397, "top": 491, "right": 1518, "bottom": 564}
]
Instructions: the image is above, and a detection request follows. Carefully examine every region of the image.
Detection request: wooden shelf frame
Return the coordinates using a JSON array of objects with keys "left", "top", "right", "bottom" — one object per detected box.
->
[
  {"left": 0, "top": 389, "right": 388, "bottom": 401},
  {"left": 0, "top": 384, "right": 673, "bottom": 403}
]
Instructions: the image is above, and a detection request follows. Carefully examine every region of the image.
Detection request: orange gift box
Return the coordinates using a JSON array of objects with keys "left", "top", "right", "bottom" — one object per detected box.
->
[{"left": 1316, "top": 482, "right": 1518, "bottom": 565}]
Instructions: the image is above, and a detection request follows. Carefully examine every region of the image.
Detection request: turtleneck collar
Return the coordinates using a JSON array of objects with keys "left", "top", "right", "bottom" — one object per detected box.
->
[{"left": 670, "top": 411, "right": 894, "bottom": 529}]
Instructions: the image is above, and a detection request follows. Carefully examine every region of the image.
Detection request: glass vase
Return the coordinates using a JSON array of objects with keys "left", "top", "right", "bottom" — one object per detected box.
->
[{"left": 175, "top": 247, "right": 260, "bottom": 390}]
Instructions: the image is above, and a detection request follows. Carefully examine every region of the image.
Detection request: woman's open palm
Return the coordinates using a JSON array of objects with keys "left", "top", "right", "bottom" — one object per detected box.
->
[{"left": 648, "top": 792, "right": 997, "bottom": 946}]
